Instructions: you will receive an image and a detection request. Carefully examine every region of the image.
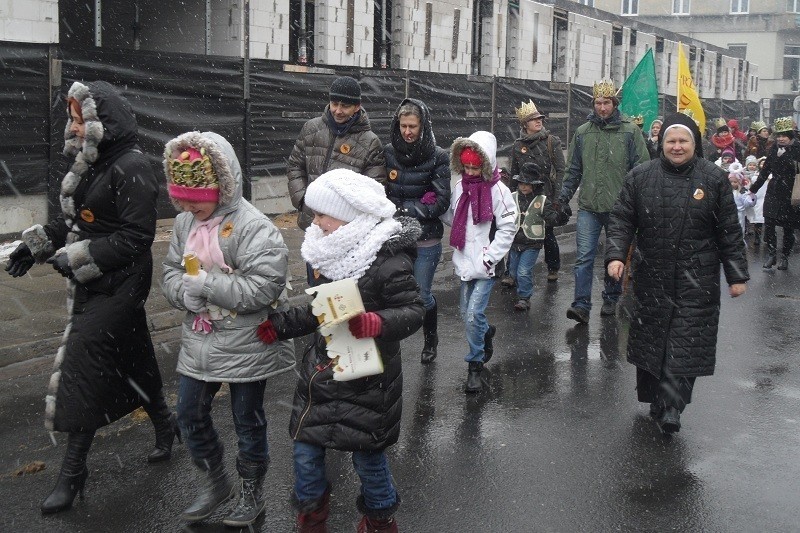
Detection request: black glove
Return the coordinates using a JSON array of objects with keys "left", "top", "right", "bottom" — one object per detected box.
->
[
  {"left": 5, "top": 242, "right": 35, "bottom": 277},
  {"left": 562, "top": 205, "right": 573, "bottom": 218},
  {"left": 46, "top": 253, "right": 74, "bottom": 279}
]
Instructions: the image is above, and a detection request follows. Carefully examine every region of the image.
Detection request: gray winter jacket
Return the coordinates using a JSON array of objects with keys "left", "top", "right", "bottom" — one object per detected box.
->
[
  {"left": 287, "top": 107, "right": 387, "bottom": 230},
  {"left": 162, "top": 131, "right": 294, "bottom": 382}
]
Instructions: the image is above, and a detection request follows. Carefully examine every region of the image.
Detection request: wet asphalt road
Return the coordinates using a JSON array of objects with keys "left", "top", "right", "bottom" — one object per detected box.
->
[{"left": 1, "top": 243, "right": 799, "bottom": 532}]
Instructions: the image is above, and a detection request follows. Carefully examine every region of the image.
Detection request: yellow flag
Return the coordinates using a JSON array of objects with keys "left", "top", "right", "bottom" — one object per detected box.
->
[{"left": 677, "top": 42, "right": 706, "bottom": 133}]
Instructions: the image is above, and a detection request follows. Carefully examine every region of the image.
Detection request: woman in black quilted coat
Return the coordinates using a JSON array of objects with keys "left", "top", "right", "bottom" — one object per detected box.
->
[
  {"left": 5, "top": 81, "right": 177, "bottom": 513},
  {"left": 749, "top": 117, "right": 800, "bottom": 270},
  {"left": 605, "top": 113, "right": 749, "bottom": 435},
  {"left": 384, "top": 98, "right": 450, "bottom": 364}
]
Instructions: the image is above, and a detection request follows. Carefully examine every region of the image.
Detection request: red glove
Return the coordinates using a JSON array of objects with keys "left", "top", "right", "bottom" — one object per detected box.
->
[
  {"left": 348, "top": 312, "right": 383, "bottom": 339},
  {"left": 257, "top": 320, "right": 278, "bottom": 344}
]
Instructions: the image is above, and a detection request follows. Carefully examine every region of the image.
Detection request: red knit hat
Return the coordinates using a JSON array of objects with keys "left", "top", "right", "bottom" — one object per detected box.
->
[{"left": 460, "top": 147, "right": 483, "bottom": 167}]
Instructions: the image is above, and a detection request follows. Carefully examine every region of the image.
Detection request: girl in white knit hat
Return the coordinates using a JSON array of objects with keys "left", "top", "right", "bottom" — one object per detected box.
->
[{"left": 257, "top": 168, "right": 424, "bottom": 532}]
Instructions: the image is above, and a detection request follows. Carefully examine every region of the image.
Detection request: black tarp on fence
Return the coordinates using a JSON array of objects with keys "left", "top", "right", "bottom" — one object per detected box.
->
[
  {"left": 0, "top": 44, "right": 768, "bottom": 220},
  {"left": 0, "top": 44, "right": 51, "bottom": 196}
]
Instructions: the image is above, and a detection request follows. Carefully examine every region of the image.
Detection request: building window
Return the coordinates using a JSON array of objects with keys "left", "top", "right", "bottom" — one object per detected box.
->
[
  {"left": 730, "top": 0, "right": 748, "bottom": 14},
  {"left": 578, "top": 0, "right": 594, "bottom": 6},
  {"left": 784, "top": 45, "right": 800, "bottom": 81},
  {"left": 621, "top": 0, "right": 638, "bottom": 15},
  {"left": 673, "top": 0, "right": 690, "bottom": 15},
  {"left": 728, "top": 43, "right": 747, "bottom": 57},
  {"left": 789, "top": 0, "right": 800, "bottom": 13}
]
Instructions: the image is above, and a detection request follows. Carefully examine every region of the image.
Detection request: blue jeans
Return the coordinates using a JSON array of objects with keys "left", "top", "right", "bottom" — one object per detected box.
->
[
  {"left": 413, "top": 243, "right": 442, "bottom": 310},
  {"left": 508, "top": 247, "right": 541, "bottom": 299},
  {"left": 293, "top": 441, "right": 398, "bottom": 510},
  {"left": 459, "top": 278, "right": 495, "bottom": 363},
  {"left": 573, "top": 209, "right": 622, "bottom": 312},
  {"left": 177, "top": 375, "right": 268, "bottom": 466}
]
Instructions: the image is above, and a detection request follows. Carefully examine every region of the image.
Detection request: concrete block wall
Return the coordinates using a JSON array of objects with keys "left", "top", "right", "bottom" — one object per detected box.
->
[
  {"left": 568, "top": 13, "right": 611, "bottom": 87},
  {"left": 719, "top": 54, "right": 739, "bottom": 100},
  {"left": 612, "top": 27, "right": 631, "bottom": 86},
  {"left": 250, "top": 0, "right": 289, "bottom": 60},
  {"left": 479, "top": 0, "right": 508, "bottom": 77},
  {"left": 392, "top": 0, "right": 471, "bottom": 74},
  {"left": 0, "top": 0, "right": 58, "bottom": 43},
  {"left": 655, "top": 39, "right": 678, "bottom": 96},
  {"left": 314, "top": 0, "right": 373, "bottom": 67},
  {"left": 0, "top": 195, "right": 48, "bottom": 235},
  {"left": 507, "top": 0, "right": 554, "bottom": 80},
  {"left": 700, "top": 50, "right": 718, "bottom": 98}
]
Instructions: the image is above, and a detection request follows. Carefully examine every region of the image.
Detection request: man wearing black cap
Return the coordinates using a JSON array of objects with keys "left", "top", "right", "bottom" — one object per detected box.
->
[{"left": 287, "top": 76, "right": 387, "bottom": 232}]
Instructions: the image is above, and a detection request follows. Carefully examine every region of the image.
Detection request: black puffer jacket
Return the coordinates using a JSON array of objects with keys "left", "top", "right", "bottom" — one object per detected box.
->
[
  {"left": 271, "top": 219, "right": 424, "bottom": 451},
  {"left": 508, "top": 128, "right": 565, "bottom": 198},
  {"left": 287, "top": 107, "right": 387, "bottom": 230},
  {"left": 751, "top": 140, "right": 800, "bottom": 228},
  {"left": 605, "top": 156, "right": 749, "bottom": 378},
  {"left": 384, "top": 98, "right": 451, "bottom": 241},
  {"left": 22, "top": 81, "right": 161, "bottom": 432}
]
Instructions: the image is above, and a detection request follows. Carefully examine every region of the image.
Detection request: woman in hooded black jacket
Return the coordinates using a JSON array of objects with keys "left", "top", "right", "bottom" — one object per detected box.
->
[
  {"left": 5, "top": 81, "right": 177, "bottom": 513},
  {"left": 605, "top": 113, "right": 749, "bottom": 435},
  {"left": 384, "top": 98, "right": 450, "bottom": 364}
]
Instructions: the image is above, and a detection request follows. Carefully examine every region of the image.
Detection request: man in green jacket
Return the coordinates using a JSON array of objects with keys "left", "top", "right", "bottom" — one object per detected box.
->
[{"left": 557, "top": 79, "right": 650, "bottom": 323}]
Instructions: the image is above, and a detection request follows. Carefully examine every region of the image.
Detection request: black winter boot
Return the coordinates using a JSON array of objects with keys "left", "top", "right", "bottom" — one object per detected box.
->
[
  {"left": 180, "top": 456, "right": 236, "bottom": 523},
  {"left": 763, "top": 253, "right": 777, "bottom": 269},
  {"left": 777, "top": 255, "right": 789, "bottom": 270},
  {"left": 482, "top": 325, "right": 496, "bottom": 364},
  {"left": 144, "top": 389, "right": 181, "bottom": 463},
  {"left": 223, "top": 459, "right": 269, "bottom": 527},
  {"left": 658, "top": 407, "right": 681, "bottom": 435},
  {"left": 465, "top": 362, "right": 483, "bottom": 393},
  {"left": 420, "top": 302, "right": 438, "bottom": 364},
  {"left": 41, "top": 431, "right": 94, "bottom": 514}
]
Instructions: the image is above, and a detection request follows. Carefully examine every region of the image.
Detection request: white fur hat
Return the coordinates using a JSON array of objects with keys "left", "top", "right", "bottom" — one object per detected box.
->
[{"left": 305, "top": 169, "right": 395, "bottom": 222}]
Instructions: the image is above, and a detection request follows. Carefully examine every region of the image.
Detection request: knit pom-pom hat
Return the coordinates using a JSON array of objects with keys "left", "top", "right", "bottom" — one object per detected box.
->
[{"left": 305, "top": 169, "right": 395, "bottom": 223}]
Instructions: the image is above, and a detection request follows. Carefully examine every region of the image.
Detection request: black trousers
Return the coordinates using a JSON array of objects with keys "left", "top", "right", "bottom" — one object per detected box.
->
[
  {"left": 543, "top": 225, "right": 560, "bottom": 271},
  {"left": 636, "top": 367, "right": 696, "bottom": 412},
  {"left": 763, "top": 218, "right": 796, "bottom": 256}
]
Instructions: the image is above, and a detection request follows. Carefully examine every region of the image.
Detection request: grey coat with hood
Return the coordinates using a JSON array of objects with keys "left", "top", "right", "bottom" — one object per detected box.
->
[{"left": 162, "top": 131, "right": 294, "bottom": 382}]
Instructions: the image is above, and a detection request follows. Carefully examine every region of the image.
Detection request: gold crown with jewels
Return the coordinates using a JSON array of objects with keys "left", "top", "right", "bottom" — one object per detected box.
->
[
  {"left": 680, "top": 109, "right": 701, "bottom": 127},
  {"left": 515, "top": 100, "right": 544, "bottom": 122},
  {"left": 630, "top": 114, "right": 644, "bottom": 125},
  {"left": 714, "top": 117, "right": 727, "bottom": 129},
  {"left": 773, "top": 116, "right": 794, "bottom": 133},
  {"left": 592, "top": 79, "right": 616, "bottom": 99},
  {"left": 750, "top": 120, "right": 766, "bottom": 132}
]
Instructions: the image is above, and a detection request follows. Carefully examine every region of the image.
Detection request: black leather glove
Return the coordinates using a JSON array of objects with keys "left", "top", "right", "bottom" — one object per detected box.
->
[
  {"left": 5, "top": 242, "right": 35, "bottom": 277},
  {"left": 46, "top": 253, "right": 74, "bottom": 279}
]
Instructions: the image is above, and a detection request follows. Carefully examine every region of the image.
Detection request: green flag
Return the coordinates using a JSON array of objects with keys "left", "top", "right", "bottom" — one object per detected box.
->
[{"left": 619, "top": 48, "right": 659, "bottom": 131}]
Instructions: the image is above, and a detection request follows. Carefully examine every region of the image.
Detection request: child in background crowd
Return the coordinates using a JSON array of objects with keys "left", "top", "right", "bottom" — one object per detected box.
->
[
  {"left": 744, "top": 155, "right": 767, "bottom": 246},
  {"left": 507, "top": 162, "right": 570, "bottom": 311},
  {"left": 443, "top": 131, "right": 516, "bottom": 393},
  {"left": 162, "top": 131, "right": 295, "bottom": 527},
  {"left": 257, "top": 169, "right": 423, "bottom": 533},
  {"left": 728, "top": 165, "right": 756, "bottom": 245}
]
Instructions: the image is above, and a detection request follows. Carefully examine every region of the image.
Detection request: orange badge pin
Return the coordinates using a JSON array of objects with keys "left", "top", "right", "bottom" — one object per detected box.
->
[
  {"left": 389, "top": 169, "right": 398, "bottom": 180},
  {"left": 220, "top": 222, "right": 234, "bottom": 238},
  {"left": 533, "top": 202, "right": 542, "bottom": 209},
  {"left": 340, "top": 143, "right": 351, "bottom": 155},
  {"left": 520, "top": 147, "right": 528, "bottom": 154},
  {"left": 80, "top": 209, "right": 95, "bottom": 223},
  {"left": 693, "top": 188, "right": 705, "bottom": 200}
]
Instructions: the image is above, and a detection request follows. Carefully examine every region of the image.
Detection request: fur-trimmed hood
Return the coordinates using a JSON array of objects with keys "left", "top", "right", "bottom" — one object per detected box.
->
[
  {"left": 163, "top": 131, "right": 241, "bottom": 216},
  {"left": 449, "top": 130, "right": 497, "bottom": 181},
  {"left": 389, "top": 98, "right": 437, "bottom": 166},
  {"left": 382, "top": 216, "right": 422, "bottom": 255}
]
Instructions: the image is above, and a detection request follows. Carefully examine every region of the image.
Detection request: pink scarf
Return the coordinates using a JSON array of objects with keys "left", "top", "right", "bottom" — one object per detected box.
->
[
  {"left": 185, "top": 216, "right": 232, "bottom": 333},
  {"left": 450, "top": 169, "right": 500, "bottom": 250}
]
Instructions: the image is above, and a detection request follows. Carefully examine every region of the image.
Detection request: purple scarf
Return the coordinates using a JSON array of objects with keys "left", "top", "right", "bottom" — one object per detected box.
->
[{"left": 450, "top": 169, "right": 501, "bottom": 250}]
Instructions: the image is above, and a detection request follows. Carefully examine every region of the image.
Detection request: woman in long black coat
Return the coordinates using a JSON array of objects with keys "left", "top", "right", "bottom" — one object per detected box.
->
[
  {"left": 605, "top": 113, "right": 749, "bottom": 435},
  {"left": 749, "top": 117, "right": 800, "bottom": 270},
  {"left": 5, "top": 81, "right": 177, "bottom": 513}
]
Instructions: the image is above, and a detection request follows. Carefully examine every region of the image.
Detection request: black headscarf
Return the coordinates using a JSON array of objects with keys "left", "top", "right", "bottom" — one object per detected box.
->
[{"left": 658, "top": 112, "right": 703, "bottom": 159}]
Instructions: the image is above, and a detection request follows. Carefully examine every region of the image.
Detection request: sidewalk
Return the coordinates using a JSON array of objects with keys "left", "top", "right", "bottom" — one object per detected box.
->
[{"left": 0, "top": 209, "right": 577, "bottom": 369}]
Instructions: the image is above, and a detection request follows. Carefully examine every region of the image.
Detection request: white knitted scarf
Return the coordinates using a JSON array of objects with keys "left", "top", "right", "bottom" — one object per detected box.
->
[{"left": 301, "top": 214, "right": 401, "bottom": 281}]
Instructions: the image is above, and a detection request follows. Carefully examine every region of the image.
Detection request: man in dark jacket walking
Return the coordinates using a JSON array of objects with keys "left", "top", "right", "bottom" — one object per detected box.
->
[
  {"left": 605, "top": 113, "right": 749, "bottom": 435},
  {"left": 287, "top": 76, "right": 387, "bottom": 232}
]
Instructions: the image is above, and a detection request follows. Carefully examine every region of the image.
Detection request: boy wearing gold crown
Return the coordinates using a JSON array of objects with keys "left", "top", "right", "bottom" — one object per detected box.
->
[
  {"left": 508, "top": 99, "right": 566, "bottom": 282},
  {"left": 557, "top": 79, "right": 650, "bottom": 323}
]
